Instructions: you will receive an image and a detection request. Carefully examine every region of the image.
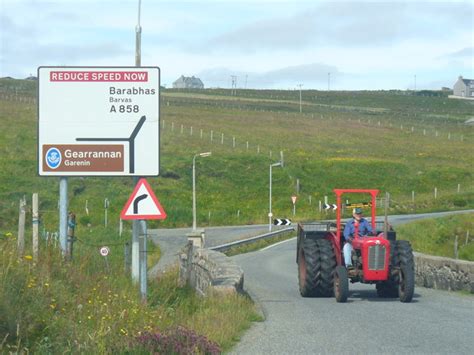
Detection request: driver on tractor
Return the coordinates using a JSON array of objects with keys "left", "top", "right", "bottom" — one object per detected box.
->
[{"left": 343, "top": 207, "right": 373, "bottom": 269}]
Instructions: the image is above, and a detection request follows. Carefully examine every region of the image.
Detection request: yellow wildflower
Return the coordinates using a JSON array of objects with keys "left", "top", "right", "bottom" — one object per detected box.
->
[{"left": 24, "top": 255, "right": 33, "bottom": 261}]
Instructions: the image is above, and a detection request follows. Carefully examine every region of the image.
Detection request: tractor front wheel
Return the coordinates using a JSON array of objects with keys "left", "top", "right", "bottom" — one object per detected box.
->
[
  {"left": 334, "top": 266, "right": 349, "bottom": 303},
  {"left": 399, "top": 263, "right": 415, "bottom": 302}
]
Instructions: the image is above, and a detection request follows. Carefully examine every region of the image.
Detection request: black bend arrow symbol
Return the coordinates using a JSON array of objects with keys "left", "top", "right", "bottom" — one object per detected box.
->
[
  {"left": 76, "top": 115, "right": 146, "bottom": 174},
  {"left": 133, "top": 194, "right": 148, "bottom": 214}
]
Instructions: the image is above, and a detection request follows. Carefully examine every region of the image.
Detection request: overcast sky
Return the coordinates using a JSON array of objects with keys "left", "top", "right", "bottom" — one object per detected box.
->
[{"left": 1, "top": 0, "right": 473, "bottom": 90}]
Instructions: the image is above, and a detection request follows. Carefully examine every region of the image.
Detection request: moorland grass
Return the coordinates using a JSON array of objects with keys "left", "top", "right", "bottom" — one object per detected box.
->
[
  {"left": 0, "top": 232, "right": 261, "bottom": 353},
  {"left": 397, "top": 213, "right": 474, "bottom": 261},
  {"left": 1, "top": 83, "right": 473, "bottom": 232}
]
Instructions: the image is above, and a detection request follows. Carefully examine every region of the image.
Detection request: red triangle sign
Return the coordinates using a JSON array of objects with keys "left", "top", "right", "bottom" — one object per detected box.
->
[{"left": 120, "top": 178, "right": 167, "bottom": 220}]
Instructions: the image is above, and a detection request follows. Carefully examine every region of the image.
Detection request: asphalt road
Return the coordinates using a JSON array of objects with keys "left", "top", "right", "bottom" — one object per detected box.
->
[
  {"left": 229, "top": 210, "right": 474, "bottom": 354},
  {"left": 231, "top": 239, "right": 474, "bottom": 354}
]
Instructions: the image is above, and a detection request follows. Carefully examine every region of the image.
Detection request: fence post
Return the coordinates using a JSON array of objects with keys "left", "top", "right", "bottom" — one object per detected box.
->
[
  {"left": 221, "top": 133, "right": 224, "bottom": 144},
  {"left": 434, "top": 187, "right": 438, "bottom": 199},
  {"left": 454, "top": 235, "right": 459, "bottom": 259},
  {"left": 32, "top": 193, "right": 39, "bottom": 261},
  {"left": 18, "top": 196, "right": 26, "bottom": 257},
  {"left": 466, "top": 230, "right": 470, "bottom": 245},
  {"left": 67, "top": 212, "right": 76, "bottom": 261},
  {"left": 457, "top": 184, "right": 460, "bottom": 193}
]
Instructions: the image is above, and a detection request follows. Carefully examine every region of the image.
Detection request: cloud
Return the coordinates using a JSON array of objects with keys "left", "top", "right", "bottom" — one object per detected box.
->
[
  {"left": 206, "top": 2, "right": 473, "bottom": 53},
  {"left": 440, "top": 47, "right": 474, "bottom": 59},
  {"left": 198, "top": 62, "right": 339, "bottom": 88}
]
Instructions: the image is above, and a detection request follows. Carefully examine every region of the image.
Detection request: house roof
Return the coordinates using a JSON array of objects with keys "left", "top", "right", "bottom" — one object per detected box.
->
[
  {"left": 173, "top": 75, "right": 203, "bottom": 85},
  {"left": 458, "top": 76, "right": 474, "bottom": 85}
]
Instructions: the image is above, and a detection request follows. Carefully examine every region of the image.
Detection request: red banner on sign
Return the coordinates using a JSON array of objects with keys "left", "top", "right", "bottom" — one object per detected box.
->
[{"left": 49, "top": 71, "right": 148, "bottom": 82}]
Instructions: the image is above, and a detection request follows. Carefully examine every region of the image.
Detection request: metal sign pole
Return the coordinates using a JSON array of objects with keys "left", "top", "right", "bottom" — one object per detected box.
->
[
  {"left": 132, "top": 0, "right": 143, "bottom": 283},
  {"left": 59, "top": 177, "right": 68, "bottom": 256},
  {"left": 139, "top": 220, "right": 147, "bottom": 303}
]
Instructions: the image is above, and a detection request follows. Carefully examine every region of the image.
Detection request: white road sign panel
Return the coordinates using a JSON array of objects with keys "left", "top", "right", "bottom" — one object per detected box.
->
[
  {"left": 121, "top": 178, "right": 167, "bottom": 220},
  {"left": 38, "top": 66, "right": 160, "bottom": 176}
]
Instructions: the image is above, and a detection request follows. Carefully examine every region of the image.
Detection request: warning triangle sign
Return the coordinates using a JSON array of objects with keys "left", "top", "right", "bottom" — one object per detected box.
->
[{"left": 120, "top": 178, "right": 167, "bottom": 220}]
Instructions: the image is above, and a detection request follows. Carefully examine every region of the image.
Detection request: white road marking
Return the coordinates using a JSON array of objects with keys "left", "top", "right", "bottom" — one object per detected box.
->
[{"left": 260, "top": 237, "right": 296, "bottom": 251}]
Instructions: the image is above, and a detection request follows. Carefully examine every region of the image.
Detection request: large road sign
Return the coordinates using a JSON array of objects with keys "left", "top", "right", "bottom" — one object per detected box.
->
[{"left": 38, "top": 66, "right": 160, "bottom": 176}]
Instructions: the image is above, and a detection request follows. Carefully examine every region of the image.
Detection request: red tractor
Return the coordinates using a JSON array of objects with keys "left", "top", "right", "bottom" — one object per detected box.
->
[{"left": 297, "top": 189, "right": 415, "bottom": 303}]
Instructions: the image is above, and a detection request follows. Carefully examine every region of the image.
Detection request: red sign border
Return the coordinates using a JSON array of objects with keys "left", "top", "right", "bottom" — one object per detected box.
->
[{"left": 120, "top": 178, "right": 167, "bottom": 220}]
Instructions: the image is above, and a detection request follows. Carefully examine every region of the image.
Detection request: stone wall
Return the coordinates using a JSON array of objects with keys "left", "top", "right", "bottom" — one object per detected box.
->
[
  {"left": 414, "top": 252, "right": 474, "bottom": 293},
  {"left": 179, "top": 242, "right": 244, "bottom": 296}
]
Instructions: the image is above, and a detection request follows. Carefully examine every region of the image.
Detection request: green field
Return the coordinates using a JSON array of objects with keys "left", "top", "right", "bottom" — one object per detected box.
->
[
  {"left": 0, "top": 78, "right": 473, "bottom": 233},
  {"left": 397, "top": 213, "right": 474, "bottom": 261}
]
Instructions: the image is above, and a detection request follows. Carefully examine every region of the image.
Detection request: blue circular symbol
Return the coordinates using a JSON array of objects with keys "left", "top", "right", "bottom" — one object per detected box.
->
[{"left": 45, "top": 147, "right": 61, "bottom": 169}]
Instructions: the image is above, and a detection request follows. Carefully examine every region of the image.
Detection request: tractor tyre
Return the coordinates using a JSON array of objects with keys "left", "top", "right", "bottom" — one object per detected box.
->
[
  {"left": 396, "top": 241, "right": 415, "bottom": 303},
  {"left": 376, "top": 240, "right": 415, "bottom": 302},
  {"left": 334, "top": 266, "right": 349, "bottom": 303},
  {"left": 376, "top": 241, "right": 399, "bottom": 298},
  {"left": 398, "top": 263, "right": 415, "bottom": 303},
  {"left": 298, "top": 238, "right": 336, "bottom": 297}
]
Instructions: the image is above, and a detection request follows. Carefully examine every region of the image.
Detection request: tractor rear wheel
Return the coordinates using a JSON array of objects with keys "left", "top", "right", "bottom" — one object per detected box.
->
[
  {"left": 334, "top": 266, "right": 349, "bottom": 302},
  {"left": 298, "top": 238, "right": 336, "bottom": 297}
]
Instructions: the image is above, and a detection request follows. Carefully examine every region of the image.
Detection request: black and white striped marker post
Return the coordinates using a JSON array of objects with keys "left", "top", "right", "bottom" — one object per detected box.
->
[
  {"left": 324, "top": 203, "right": 337, "bottom": 211},
  {"left": 274, "top": 218, "right": 292, "bottom": 226}
]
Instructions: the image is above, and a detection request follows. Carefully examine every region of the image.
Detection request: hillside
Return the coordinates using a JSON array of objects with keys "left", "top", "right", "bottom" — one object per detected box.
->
[{"left": 0, "top": 78, "right": 473, "bottom": 235}]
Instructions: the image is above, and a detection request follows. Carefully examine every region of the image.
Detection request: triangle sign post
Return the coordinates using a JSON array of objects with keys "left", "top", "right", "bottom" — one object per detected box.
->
[{"left": 121, "top": 178, "right": 167, "bottom": 220}]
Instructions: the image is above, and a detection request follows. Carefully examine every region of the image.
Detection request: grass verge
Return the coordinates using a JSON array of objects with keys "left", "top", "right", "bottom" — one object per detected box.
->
[
  {"left": 397, "top": 213, "right": 474, "bottom": 261},
  {"left": 0, "top": 232, "right": 261, "bottom": 353},
  {"left": 224, "top": 231, "right": 296, "bottom": 256}
]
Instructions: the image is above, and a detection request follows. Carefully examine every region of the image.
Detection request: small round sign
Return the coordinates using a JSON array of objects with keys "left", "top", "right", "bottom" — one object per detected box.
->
[{"left": 99, "top": 246, "right": 110, "bottom": 257}]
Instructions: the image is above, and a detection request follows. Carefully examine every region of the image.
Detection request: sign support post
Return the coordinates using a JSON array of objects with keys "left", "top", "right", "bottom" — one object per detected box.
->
[
  {"left": 59, "top": 177, "right": 68, "bottom": 256},
  {"left": 139, "top": 220, "right": 147, "bottom": 303},
  {"left": 132, "top": 0, "right": 143, "bottom": 284},
  {"left": 121, "top": 178, "right": 167, "bottom": 302}
]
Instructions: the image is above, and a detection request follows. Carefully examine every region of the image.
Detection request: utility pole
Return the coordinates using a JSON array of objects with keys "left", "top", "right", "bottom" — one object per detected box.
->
[
  {"left": 328, "top": 72, "right": 331, "bottom": 91},
  {"left": 245, "top": 74, "right": 248, "bottom": 89},
  {"left": 414, "top": 74, "right": 417, "bottom": 91},
  {"left": 231, "top": 75, "right": 237, "bottom": 96},
  {"left": 132, "top": 0, "right": 142, "bottom": 283},
  {"left": 297, "top": 84, "right": 303, "bottom": 113}
]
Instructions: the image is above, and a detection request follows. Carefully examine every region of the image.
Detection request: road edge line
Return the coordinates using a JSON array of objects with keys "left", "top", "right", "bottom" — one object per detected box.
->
[{"left": 260, "top": 237, "right": 296, "bottom": 251}]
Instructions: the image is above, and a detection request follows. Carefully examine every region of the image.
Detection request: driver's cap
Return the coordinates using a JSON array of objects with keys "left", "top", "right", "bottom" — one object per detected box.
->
[{"left": 353, "top": 207, "right": 363, "bottom": 214}]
